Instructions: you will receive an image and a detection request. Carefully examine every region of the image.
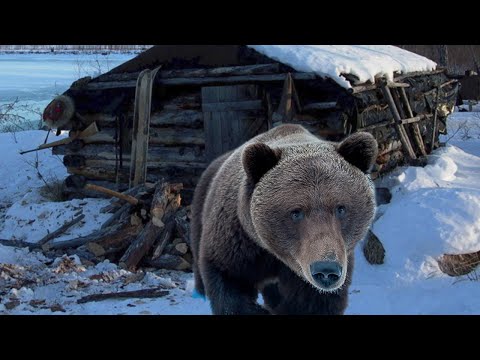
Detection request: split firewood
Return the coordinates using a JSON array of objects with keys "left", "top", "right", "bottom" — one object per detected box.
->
[
  {"left": 76, "top": 288, "right": 169, "bottom": 304},
  {"left": 151, "top": 218, "right": 176, "bottom": 259},
  {"left": 101, "top": 202, "right": 131, "bottom": 229},
  {"left": 37, "top": 214, "right": 85, "bottom": 248},
  {"left": 119, "top": 181, "right": 182, "bottom": 271}
]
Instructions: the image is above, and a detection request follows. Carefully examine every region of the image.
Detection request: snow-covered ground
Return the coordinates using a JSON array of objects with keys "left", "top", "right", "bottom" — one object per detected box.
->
[
  {"left": 249, "top": 45, "right": 437, "bottom": 89},
  {"left": 347, "top": 109, "right": 480, "bottom": 314},
  {"left": 1, "top": 109, "right": 480, "bottom": 314}
]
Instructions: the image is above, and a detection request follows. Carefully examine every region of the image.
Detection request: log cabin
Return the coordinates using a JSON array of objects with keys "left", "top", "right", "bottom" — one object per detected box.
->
[{"left": 41, "top": 45, "right": 459, "bottom": 202}]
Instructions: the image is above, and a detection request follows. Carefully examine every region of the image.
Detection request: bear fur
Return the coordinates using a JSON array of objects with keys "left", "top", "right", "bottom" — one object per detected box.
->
[{"left": 191, "top": 124, "right": 378, "bottom": 315}]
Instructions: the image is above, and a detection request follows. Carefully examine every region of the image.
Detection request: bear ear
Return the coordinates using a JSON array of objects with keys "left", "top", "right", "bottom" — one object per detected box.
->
[
  {"left": 242, "top": 143, "right": 282, "bottom": 184},
  {"left": 337, "top": 132, "right": 378, "bottom": 173}
]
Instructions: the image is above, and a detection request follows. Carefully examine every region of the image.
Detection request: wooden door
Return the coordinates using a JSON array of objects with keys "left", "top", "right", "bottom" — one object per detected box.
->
[{"left": 202, "top": 85, "right": 267, "bottom": 161}]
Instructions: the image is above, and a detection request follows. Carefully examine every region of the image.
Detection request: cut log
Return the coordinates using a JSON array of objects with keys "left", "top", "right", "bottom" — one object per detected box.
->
[
  {"left": 48, "top": 222, "right": 139, "bottom": 250},
  {"left": 101, "top": 202, "right": 131, "bottom": 229},
  {"left": 76, "top": 288, "right": 169, "bottom": 304},
  {"left": 118, "top": 221, "right": 162, "bottom": 271},
  {"left": 37, "top": 214, "right": 85, "bottom": 247},
  {"left": 119, "top": 182, "right": 182, "bottom": 271}
]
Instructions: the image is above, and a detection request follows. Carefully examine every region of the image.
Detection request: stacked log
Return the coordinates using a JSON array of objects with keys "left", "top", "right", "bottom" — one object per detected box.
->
[
  {"left": 29, "top": 181, "right": 195, "bottom": 272},
  {"left": 53, "top": 93, "right": 207, "bottom": 199}
]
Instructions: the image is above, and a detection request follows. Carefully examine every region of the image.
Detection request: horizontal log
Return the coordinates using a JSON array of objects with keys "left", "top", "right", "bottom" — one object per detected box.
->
[
  {"left": 66, "top": 166, "right": 204, "bottom": 186},
  {"left": 70, "top": 127, "right": 205, "bottom": 146},
  {"left": 82, "top": 110, "right": 204, "bottom": 129},
  {"left": 55, "top": 144, "right": 205, "bottom": 163},
  {"left": 302, "top": 102, "right": 337, "bottom": 111},
  {"left": 85, "top": 73, "right": 317, "bottom": 90},
  {"left": 65, "top": 157, "right": 207, "bottom": 170},
  {"left": 149, "top": 127, "right": 204, "bottom": 146},
  {"left": 150, "top": 110, "right": 203, "bottom": 127},
  {"left": 95, "top": 63, "right": 282, "bottom": 83},
  {"left": 393, "top": 69, "right": 446, "bottom": 82},
  {"left": 202, "top": 100, "right": 263, "bottom": 112},
  {"left": 76, "top": 288, "right": 169, "bottom": 304}
]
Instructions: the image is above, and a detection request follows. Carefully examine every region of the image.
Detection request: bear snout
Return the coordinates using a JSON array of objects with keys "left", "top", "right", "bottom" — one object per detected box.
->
[{"left": 309, "top": 261, "right": 343, "bottom": 289}]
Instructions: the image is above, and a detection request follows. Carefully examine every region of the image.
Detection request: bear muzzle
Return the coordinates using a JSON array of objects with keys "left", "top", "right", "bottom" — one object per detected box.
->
[{"left": 310, "top": 261, "right": 343, "bottom": 289}]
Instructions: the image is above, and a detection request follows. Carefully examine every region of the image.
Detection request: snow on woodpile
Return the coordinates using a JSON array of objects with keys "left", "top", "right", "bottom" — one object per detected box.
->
[{"left": 248, "top": 45, "right": 437, "bottom": 89}]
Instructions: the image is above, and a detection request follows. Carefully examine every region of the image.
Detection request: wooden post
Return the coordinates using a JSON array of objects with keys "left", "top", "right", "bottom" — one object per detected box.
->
[
  {"left": 431, "top": 87, "right": 441, "bottom": 152},
  {"left": 129, "top": 66, "right": 162, "bottom": 188},
  {"left": 381, "top": 85, "right": 417, "bottom": 161},
  {"left": 398, "top": 88, "right": 427, "bottom": 156}
]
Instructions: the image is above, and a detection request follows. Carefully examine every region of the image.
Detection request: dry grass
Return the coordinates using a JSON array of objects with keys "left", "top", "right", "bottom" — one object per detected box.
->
[
  {"left": 38, "top": 179, "right": 66, "bottom": 202},
  {"left": 437, "top": 250, "right": 480, "bottom": 277}
]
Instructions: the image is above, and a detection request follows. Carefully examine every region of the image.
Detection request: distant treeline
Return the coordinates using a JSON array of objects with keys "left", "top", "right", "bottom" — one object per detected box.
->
[
  {"left": 0, "top": 45, "right": 153, "bottom": 53},
  {"left": 398, "top": 45, "right": 480, "bottom": 76}
]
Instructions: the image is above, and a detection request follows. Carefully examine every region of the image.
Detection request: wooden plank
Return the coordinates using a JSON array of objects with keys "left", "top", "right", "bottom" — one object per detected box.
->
[
  {"left": 130, "top": 66, "right": 161, "bottom": 187},
  {"left": 431, "top": 88, "right": 441, "bottom": 152},
  {"left": 202, "top": 84, "right": 265, "bottom": 161}
]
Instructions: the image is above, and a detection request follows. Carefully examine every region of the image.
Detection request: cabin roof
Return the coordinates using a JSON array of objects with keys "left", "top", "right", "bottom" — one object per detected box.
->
[
  {"left": 101, "top": 45, "right": 437, "bottom": 90},
  {"left": 248, "top": 45, "right": 437, "bottom": 89}
]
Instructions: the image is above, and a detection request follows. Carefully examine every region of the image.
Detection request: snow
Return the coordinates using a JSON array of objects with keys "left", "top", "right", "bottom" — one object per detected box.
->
[
  {"left": 248, "top": 45, "right": 437, "bottom": 89},
  {"left": 2, "top": 53, "right": 480, "bottom": 314}
]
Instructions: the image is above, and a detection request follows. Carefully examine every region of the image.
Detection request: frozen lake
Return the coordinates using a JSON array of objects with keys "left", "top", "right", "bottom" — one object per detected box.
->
[{"left": 0, "top": 53, "right": 137, "bottom": 131}]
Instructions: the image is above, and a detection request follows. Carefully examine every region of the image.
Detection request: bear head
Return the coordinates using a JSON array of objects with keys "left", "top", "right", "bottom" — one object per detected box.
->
[{"left": 240, "top": 132, "right": 378, "bottom": 293}]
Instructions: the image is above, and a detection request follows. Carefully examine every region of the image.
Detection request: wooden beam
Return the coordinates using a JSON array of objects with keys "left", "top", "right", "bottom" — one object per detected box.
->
[
  {"left": 95, "top": 63, "right": 282, "bottom": 83},
  {"left": 381, "top": 85, "right": 417, "bottom": 161},
  {"left": 85, "top": 72, "right": 317, "bottom": 90}
]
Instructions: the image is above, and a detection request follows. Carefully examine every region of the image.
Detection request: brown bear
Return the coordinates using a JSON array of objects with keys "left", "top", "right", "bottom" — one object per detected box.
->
[{"left": 191, "top": 124, "right": 377, "bottom": 315}]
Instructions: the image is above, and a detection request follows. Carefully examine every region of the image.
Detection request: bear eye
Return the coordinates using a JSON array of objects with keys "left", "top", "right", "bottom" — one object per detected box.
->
[
  {"left": 335, "top": 205, "right": 347, "bottom": 219},
  {"left": 290, "top": 209, "right": 305, "bottom": 222}
]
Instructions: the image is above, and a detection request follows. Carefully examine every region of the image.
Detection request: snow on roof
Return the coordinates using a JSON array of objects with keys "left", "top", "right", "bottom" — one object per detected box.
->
[{"left": 247, "top": 45, "right": 437, "bottom": 89}]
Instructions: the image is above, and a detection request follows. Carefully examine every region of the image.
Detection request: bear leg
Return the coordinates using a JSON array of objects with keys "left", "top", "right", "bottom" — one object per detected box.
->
[{"left": 202, "top": 262, "right": 270, "bottom": 315}]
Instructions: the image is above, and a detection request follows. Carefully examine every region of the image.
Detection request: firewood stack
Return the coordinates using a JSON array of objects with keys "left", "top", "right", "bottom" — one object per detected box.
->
[{"left": 42, "top": 180, "right": 194, "bottom": 272}]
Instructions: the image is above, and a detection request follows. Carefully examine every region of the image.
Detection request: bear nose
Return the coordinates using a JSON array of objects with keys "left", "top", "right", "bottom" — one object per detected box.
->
[{"left": 310, "top": 261, "right": 343, "bottom": 288}]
